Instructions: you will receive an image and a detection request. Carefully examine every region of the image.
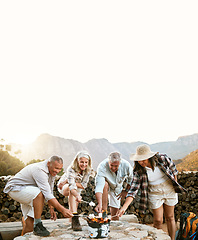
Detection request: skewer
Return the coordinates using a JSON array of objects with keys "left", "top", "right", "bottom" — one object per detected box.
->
[
  {"left": 81, "top": 200, "right": 96, "bottom": 206},
  {"left": 110, "top": 214, "right": 119, "bottom": 218},
  {"left": 81, "top": 200, "right": 90, "bottom": 204},
  {"left": 73, "top": 213, "right": 119, "bottom": 218},
  {"left": 72, "top": 214, "right": 89, "bottom": 218}
]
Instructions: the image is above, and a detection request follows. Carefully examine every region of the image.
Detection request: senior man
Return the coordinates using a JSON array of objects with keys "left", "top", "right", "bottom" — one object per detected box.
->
[
  {"left": 4, "top": 156, "right": 73, "bottom": 237},
  {"left": 95, "top": 152, "right": 133, "bottom": 220}
]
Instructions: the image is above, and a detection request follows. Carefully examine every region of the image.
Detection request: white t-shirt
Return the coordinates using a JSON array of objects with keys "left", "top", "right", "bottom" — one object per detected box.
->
[{"left": 145, "top": 166, "right": 169, "bottom": 185}]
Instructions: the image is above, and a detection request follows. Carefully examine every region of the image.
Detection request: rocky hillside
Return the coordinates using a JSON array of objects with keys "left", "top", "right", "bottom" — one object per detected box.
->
[
  {"left": 10, "top": 133, "right": 198, "bottom": 171},
  {"left": 176, "top": 149, "right": 198, "bottom": 171}
]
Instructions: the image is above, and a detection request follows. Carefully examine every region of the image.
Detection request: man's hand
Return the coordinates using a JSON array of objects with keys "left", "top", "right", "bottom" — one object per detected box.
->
[
  {"left": 61, "top": 207, "right": 73, "bottom": 218},
  {"left": 116, "top": 190, "right": 127, "bottom": 200},
  {"left": 95, "top": 203, "right": 102, "bottom": 213},
  {"left": 50, "top": 208, "right": 57, "bottom": 221}
]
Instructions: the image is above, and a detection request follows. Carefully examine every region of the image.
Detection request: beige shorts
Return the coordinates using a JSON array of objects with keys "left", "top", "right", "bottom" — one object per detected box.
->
[
  {"left": 148, "top": 179, "right": 178, "bottom": 209},
  {"left": 58, "top": 184, "right": 81, "bottom": 195},
  {"left": 8, "top": 186, "right": 41, "bottom": 220},
  {"left": 108, "top": 189, "right": 121, "bottom": 209}
]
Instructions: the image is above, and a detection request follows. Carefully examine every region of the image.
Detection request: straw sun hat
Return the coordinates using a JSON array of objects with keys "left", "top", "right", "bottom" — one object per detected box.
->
[{"left": 130, "top": 144, "right": 158, "bottom": 161}]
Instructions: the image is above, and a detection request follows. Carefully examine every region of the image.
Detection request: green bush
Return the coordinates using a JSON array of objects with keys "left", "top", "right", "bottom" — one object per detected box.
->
[{"left": 0, "top": 150, "right": 25, "bottom": 176}]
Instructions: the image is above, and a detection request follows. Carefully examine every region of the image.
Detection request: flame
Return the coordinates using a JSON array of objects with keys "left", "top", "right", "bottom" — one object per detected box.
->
[{"left": 88, "top": 216, "right": 110, "bottom": 224}]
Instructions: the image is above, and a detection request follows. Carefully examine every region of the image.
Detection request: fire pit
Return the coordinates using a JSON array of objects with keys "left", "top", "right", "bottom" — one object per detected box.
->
[{"left": 86, "top": 213, "right": 111, "bottom": 239}]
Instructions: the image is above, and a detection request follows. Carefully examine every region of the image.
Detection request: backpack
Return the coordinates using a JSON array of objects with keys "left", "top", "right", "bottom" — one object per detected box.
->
[{"left": 176, "top": 212, "right": 198, "bottom": 240}]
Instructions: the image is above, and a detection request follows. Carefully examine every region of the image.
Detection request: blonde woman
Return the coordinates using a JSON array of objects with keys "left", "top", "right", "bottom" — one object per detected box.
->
[{"left": 57, "top": 151, "right": 95, "bottom": 231}]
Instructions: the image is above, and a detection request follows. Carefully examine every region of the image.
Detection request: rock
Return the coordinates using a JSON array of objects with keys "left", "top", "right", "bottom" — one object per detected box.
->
[{"left": 9, "top": 215, "right": 170, "bottom": 240}]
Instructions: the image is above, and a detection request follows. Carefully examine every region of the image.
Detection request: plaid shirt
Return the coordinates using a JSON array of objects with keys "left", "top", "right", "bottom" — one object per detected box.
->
[{"left": 127, "top": 154, "right": 187, "bottom": 213}]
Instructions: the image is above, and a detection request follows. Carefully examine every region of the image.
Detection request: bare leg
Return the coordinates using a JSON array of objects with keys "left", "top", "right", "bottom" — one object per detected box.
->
[
  {"left": 23, "top": 216, "right": 34, "bottom": 235},
  {"left": 152, "top": 205, "right": 164, "bottom": 230},
  {"left": 61, "top": 186, "right": 70, "bottom": 221},
  {"left": 102, "top": 181, "right": 109, "bottom": 211},
  {"left": 62, "top": 186, "right": 70, "bottom": 197},
  {"left": 164, "top": 204, "right": 176, "bottom": 240},
  {"left": 21, "top": 216, "right": 25, "bottom": 236},
  {"left": 22, "top": 192, "right": 45, "bottom": 235},
  {"left": 68, "top": 191, "right": 79, "bottom": 223},
  {"left": 33, "top": 192, "right": 44, "bottom": 219},
  {"left": 110, "top": 207, "right": 119, "bottom": 220},
  {"left": 69, "top": 194, "right": 78, "bottom": 213}
]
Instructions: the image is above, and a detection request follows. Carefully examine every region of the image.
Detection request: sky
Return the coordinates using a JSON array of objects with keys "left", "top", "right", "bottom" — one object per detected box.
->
[{"left": 0, "top": 1, "right": 198, "bottom": 145}]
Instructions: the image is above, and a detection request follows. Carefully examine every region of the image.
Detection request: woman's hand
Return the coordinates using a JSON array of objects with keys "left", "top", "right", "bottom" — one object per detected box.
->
[
  {"left": 117, "top": 196, "right": 134, "bottom": 217},
  {"left": 116, "top": 190, "right": 128, "bottom": 200},
  {"left": 58, "top": 182, "right": 65, "bottom": 190},
  {"left": 58, "top": 180, "right": 68, "bottom": 190},
  {"left": 75, "top": 195, "right": 82, "bottom": 203},
  {"left": 117, "top": 207, "right": 126, "bottom": 217}
]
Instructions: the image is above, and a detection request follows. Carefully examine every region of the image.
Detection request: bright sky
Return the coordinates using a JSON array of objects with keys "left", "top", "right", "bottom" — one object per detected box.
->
[{"left": 0, "top": 1, "right": 198, "bottom": 145}]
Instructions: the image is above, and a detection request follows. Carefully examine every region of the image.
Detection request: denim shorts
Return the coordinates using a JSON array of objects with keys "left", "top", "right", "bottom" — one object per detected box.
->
[{"left": 148, "top": 179, "right": 178, "bottom": 209}]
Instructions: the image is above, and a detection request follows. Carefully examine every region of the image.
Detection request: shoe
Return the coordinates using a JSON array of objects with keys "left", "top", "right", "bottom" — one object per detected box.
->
[
  {"left": 33, "top": 222, "right": 50, "bottom": 237},
  {"left": 72, "top": 214, "right": 82, "bottom": 231}
]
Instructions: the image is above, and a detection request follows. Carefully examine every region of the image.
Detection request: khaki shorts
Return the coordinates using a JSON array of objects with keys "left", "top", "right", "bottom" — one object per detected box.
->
[
  {"left": 108, "top": 188, "right": 121, "bottom": 209},
  {"left": 8, "top": 186, "right": 41, "bottom": 220},
  {"left": 148, "top": 179, "right": 178, "bottom": 209}
]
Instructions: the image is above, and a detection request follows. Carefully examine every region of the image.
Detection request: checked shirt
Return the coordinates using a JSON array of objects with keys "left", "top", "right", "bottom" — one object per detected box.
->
[{"left": 126, "top": 154, "right": 187, "bottom": 213}]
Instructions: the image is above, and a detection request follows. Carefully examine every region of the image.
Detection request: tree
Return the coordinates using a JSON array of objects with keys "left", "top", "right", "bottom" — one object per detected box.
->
[
  {"left": 5, "top": 144, "right": 11, "bottom": 152},
  {"left": 0, "top": 150, "right": 25, "bottom": 176},
  {"left": 26, "top": 159, "right": 44, "bottom": 165}
]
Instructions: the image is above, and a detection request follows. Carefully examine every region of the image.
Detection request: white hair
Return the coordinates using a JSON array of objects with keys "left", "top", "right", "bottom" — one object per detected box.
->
[
  {"left": 108, "top": 152, "right": 121, "bottom": 162},
  {"left": 48, "top": 156, "right": 63, "bottom": 164}
]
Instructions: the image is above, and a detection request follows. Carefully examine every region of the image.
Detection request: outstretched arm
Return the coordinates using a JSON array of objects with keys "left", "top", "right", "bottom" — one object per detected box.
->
[
  {"left": 95, "top": 192, "right": 103, "bottom": 213},
  {"left": 48, "top": 198, "right": 73, "bottom": 218},
  {"left": 117, "top": 196, "right": 133, "bottom": 217}
]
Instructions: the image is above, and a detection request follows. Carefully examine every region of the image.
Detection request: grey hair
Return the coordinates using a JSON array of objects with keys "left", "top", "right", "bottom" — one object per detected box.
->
[
  {"left": 109, "top": 152, "right": 121, "bottom": 163},
  {"left": 71, "top": 151, "right": 92, "bottom": 173},
  {"left": 48, "top": 156, "right": 63, "bottom": 164}
]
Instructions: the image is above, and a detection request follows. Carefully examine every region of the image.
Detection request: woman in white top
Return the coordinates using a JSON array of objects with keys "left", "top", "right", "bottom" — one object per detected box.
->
[
  {"left": 117, "top": 144, "right": 186, "bottom": 240},
  {"left": 57, "top": 151, "right": 95, "bottom": 231}
]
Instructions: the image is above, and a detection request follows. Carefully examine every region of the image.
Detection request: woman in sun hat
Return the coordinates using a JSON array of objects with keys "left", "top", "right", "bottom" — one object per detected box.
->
[
  {"left": 57, "top": 150, "right": 95, "bottom": 231},
  {"left": 117, "top": 144, "right": 186, "bottom": 240}
]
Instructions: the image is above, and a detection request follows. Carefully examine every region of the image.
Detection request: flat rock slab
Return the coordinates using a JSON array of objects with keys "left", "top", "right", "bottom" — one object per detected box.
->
[{"left": 1, "top": 215, "right": 170, "bottom": 240}]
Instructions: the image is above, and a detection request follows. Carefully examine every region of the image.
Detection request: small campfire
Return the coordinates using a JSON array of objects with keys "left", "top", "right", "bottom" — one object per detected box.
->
[{"left": 85, "top": 212, "right": 111, "bottom": 238}]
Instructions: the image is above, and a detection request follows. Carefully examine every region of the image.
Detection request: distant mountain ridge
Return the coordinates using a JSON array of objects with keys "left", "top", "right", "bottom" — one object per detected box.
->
[{"left": 11, "top": 133, "right": 198, "bottom": 170}]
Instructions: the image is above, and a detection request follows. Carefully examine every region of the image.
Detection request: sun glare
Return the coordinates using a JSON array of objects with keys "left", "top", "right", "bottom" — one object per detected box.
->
[{"left": 9, "top": 135, "right": 35, "bottom": 145}]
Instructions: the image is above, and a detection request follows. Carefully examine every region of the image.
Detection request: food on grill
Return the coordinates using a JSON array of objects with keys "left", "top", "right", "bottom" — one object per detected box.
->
[{"left": 89, "top": 201, "right": 96, "bottom": 207}]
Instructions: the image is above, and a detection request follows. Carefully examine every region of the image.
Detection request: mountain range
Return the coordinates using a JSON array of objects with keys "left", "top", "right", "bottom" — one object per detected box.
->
[{"left": 10, "top": 133, "right": 198, "bottom": 170}]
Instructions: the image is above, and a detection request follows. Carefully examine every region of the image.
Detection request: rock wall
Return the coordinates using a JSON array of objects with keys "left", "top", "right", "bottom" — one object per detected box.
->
[{"left": 0, "top": 172, "right": 198, "bottom": 223}]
